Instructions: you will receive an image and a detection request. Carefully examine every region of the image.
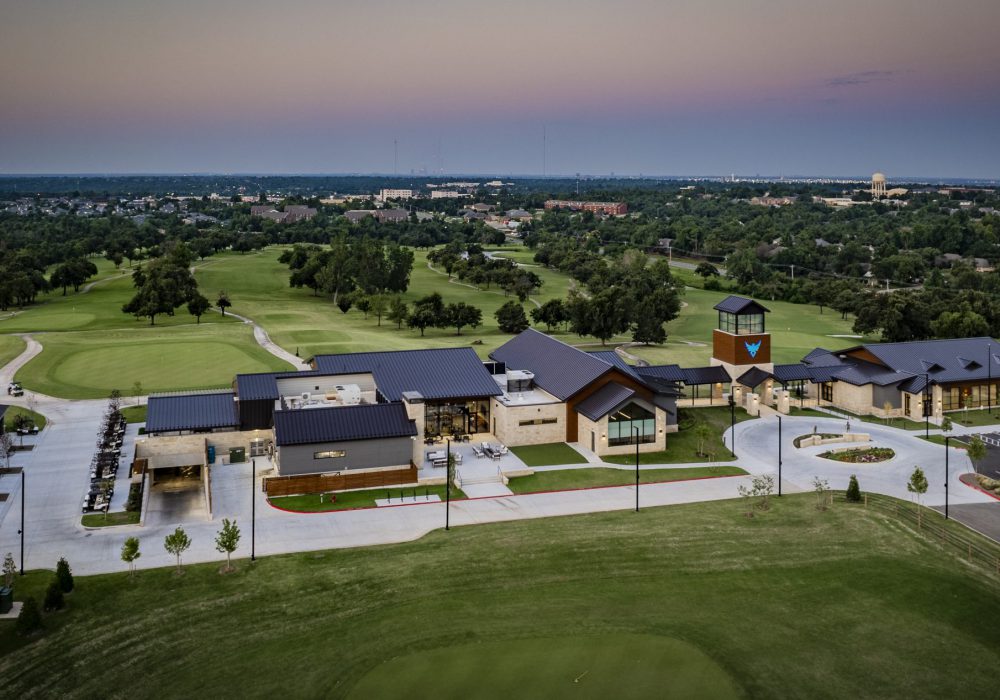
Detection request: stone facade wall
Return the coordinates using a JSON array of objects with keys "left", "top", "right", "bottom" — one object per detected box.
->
[
  {"left": 491, "top": 399, "right": 565, "bottom": 447},
  {"left": 576, "top": 407, "right": 670, "bottom": 457}
]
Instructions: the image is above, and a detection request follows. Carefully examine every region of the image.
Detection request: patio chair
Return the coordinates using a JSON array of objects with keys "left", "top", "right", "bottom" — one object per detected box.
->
[
  {"left": 454, "top": 453, "right": 463, "bottom": 465},
  {"left": 498, "top": 444, "right": 508, "bottom": 456},
  {"left": 472, "top": 446, "right": 485, "bottom": 459}
]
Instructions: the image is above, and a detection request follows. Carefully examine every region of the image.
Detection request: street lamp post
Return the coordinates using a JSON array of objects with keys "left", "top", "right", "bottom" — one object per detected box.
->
[
  {"left": 633, "top": 426, "right": 640, "bottom": 513},
  {"left": 944, "top": 436, "right": 950, "bottom": 520},
  {"left": 17, "top": 469, "right": 24, "bottom": 575},
  {"left": 729, "top": 396, "right": 737, "bottom": 459},
  {"left": 924, "top": 372, "right": 930, "bottom": 439},
  {"left": 445, "top": 437, "right": 451, "bottom": 531},
  {"left": 251, "top": 459, "right": 256, "bottom": 561},
  {"left": 777, "top": 416, "right": 782, "bottom": 497}
]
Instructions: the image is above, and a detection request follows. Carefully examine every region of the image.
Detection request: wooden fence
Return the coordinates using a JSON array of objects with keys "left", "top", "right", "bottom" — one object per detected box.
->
[{"left": 263, "top": 465, "right": 419, "bottom": 497}]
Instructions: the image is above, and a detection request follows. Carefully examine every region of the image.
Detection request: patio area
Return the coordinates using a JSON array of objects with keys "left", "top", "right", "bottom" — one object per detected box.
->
[{"left": 417, "top": 434, "right": 529, "bottom": 485}]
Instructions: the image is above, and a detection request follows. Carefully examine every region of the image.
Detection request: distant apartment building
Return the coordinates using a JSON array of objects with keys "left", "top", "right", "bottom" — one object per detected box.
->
[
  {"left": 345, "top": 208, "right": 409, "bottom": 224},
  {"left": 250, "top": 204, "right": 317, "bottom": 223},
  {"left": 430, "top": 190, "right": 470, "bottom": 199},
  {"left": 750, "top": 196, "right": 795, "bottom": 207},
  {"left": 544, "top": 200, "right": 628, "bottom": 216},
  {"left": 379, "top": 189, "right": 414, "bottom": 202}
]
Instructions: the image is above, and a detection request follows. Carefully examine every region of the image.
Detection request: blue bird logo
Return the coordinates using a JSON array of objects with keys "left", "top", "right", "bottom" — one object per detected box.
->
[{"left": 744, "top": 339, "right": 762, "bottom": 358}]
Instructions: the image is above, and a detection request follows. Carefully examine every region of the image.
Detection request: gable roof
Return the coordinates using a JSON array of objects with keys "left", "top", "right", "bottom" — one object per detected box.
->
[
  {"left": 272, "top": 403, "right": 416, "bottom": 446},
  {"left": 713, "top": 295, "right": 770, "bottom": 315},
  {"left": 491, "top": 329, "right": 613, "bottom": 400},
  {"left": 311, "top": 347, "right": 501, "bottom": 401},
  {"left": 854, "top": 337, "right": 1000, "bottom": 385},
  {"left": 588, "top": 350, "right": 643, "bottom": 381},
  {"left": 146, "top": 391, "right": 238, "bottom": 433},
  {"left": 737, "top": 366, "right": 772, "bottom": 389},
  {"left": 575, "top": 383, "right": 636, "bottom": 421}
]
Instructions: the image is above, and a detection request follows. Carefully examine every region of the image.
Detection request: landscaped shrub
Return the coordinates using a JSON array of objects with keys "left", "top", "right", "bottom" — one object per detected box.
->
[
  {"left": 16, "top": 597, "right": 42, "bottom": 635},
  {"left": 43, "top": 581, "right": 65, "bottom": 611},
  {"left": 818, "top": 447, "right": 894, "bottom": 463},
  {"left": 56, "top": 557, "right": 74, "bottom": 593},
  {"left": 846, "top": 474, "right": 861, "bottom": 502},
  {"left": 125, "top": 482, "right": 144, "bottom": 512}
]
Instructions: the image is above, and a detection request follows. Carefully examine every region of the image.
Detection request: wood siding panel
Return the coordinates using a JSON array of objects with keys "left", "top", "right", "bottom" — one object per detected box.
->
[
  {"left": 712, "top": 330, "right": 771, "bottom": 365},
  {"left": 565, "top": 369, "right": 656, "bottom": 442},
  {"left": 263, "top": 464, "right": 419, "bottom": 497}
]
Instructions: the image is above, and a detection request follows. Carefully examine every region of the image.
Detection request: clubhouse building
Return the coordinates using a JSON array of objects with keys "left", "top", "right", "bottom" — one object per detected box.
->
[{"left": 134, "top": 295, "right": 1000, "bottom": 501}]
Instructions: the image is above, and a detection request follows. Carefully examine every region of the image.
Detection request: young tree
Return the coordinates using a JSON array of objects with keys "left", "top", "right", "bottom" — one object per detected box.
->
[
  {"left": 495, "top": 300, "right": 529, "bottom": 334},
  {"left": 693, "top": 423, "right": 713, "bottom": 457},
  {"left": 164, "top": 527, "right": 192, "bottom": 574},
  {"left": 752, "top": 474, "right": 775, "bottom": 511},
  {"left": 845, "top": 474, "right": 862, "bottom": 503},
  {"left": 737, "top": 483, "right": 754, "bottom": 518},
  {"left": 55, "top": 558, "right": 74, "bottom": 593},
  {"left": 121, "top": 537, "right": 141, "bottom": 579},
  {"left": 907, "top": 467, "right": 929, "bottom": 515},
  {"left": 214, "top": 519, "right": 241, "bottom": 573},
  {"left": 216, "top": 290, "right": 232, "bottom": 316},
  {"left": 131, "top": 381, "right": 143, "bottom": 405},
  {"left": 387, "top": 297, "right": 408, "bottom": 330},
  {"left": 882, "top": 400, "right": 893, "bottom": 425},
  {"left": 16, "top": 596, "right": 42, "bottom": 636},
  {"left": 2, "top": 552, "right": 16, "bottom": 589},
  {"left": 369, "top": 294, "right": 388, "bottom": 326},
  {"left": 966, "top": 434, "right": 986, "bottom": 467},
  {"left": 43, "top": 580, "right": 65, "bottom": 612},
  {"left": 812, "top": 476, "right": 830, "bottom": 511},
  {"left": 940, "top": 415, "right": 953, "bottom": 434},
  {"left": 407, "top": 306, "right": 436, "bottom": 337},
  {"left": 187, "top": 292, "right": 211, "bottom": 324}
]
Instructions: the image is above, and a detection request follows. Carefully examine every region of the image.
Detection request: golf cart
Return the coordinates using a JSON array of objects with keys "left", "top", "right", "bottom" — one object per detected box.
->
[{"left": 6, "top": 382, "right": 23, "bottom": 397}]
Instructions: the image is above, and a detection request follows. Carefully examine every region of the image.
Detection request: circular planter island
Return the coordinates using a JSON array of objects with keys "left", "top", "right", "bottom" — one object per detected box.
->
[{"left": 818, "top": 446, "right": 895, "bottom": 463}]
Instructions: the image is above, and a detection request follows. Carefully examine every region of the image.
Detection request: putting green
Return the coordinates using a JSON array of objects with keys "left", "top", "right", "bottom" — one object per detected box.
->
[
  {"left": 347, "top": 634, "right": 739, "bottom": 699},
  {"left": 15, "top": 325, "right": 292, "bottom": 398}
]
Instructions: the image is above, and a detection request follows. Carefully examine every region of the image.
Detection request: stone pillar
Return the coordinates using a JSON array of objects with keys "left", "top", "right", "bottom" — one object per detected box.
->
[{"left": 777, "top": 390, "right": 790, "bottom": 414}]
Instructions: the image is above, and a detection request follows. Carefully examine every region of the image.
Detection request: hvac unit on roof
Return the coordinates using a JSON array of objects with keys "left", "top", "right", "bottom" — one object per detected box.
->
[{"left": 301, "top": 392, "right": 311, "bottom": 401}]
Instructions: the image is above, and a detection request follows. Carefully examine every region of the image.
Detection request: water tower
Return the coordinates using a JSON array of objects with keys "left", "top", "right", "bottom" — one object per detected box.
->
[{"left": 871, "top": 172, "right": 887, "bottom": 199}]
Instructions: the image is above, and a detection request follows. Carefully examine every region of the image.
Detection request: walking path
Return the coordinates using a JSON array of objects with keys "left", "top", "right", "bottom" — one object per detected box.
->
[{"left": 210, "top": 308, "right": 308, "bottom": 370}]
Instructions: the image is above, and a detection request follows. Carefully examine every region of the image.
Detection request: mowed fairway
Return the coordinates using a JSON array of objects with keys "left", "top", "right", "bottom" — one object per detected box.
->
[
  {"left": 14, "top": 324, "right": 292, "bottom": 398},
  {"left": 0, "top": 333, "right": 26, "bottom": 369},
  {"left": 193, "top": 247, "right": 633, "bottom": 360},
  {"left": 347, "top": 634, "right": 739, "bottom": 699},
  {"left": 2, "top": 496, "right": 999, "bottom": 699}
]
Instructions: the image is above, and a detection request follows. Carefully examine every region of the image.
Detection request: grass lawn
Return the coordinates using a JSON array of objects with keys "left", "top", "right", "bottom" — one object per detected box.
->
[
  {"left": 120, "top": 405, "right": 147, "bottom": 424},
  {"left": 348, "top": 634, "right": 739, "bottom": 699},
  {"left": 787, "top": 406, "right": 833, "bottom": 419},
  {"left": 269, "top": 484, "right": 466, "bottom": 512},
  {"left": 2, "top": 406, "right": 47, "bottom": 432},
  {"left": 840, "top": 410, "right": 929, "bottom": 431},
  {"left": 509, "top": 442, "right": 587, "bottom": 467},
  {"left": 944, "top": 409, "right": 1000, "bottom": 428},
  {"left": 81, "top": 510, "right": 140, "bottom": 527},
  {"left": 507, "top": 466, "right": 746, "bottom": 493},
  {"left": 920, "top": 435, "right": 969, "bottom": 447},
  {"left": 629, "top": 286, "right": 872, "bottom": 367},
  {"left": 604, "top": 406, "right": 756, "bottom": 465},
  {"left": 0, "top": 334, "right": 26, "bottom": 369},
  {"left": 14, "top": 324, "right": 292, "bottom": 399},
  {"left": 2, "top": 495, "right": 1000, "bottom": 698}
]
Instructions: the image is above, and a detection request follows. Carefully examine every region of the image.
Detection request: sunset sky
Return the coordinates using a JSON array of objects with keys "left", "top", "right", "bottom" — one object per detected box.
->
[{"left": 2, "top": 0, "right": 999, "bottom": 178}]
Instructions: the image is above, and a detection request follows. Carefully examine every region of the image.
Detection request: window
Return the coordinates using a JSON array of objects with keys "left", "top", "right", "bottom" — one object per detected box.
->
[
  {"left": 313, "top": 450, "right": 346, "bottom": 459},
  {"left": 519, "top": 418, "right": 558, "bottom": 426},
  {"left": 608, "top": 402, "right": 656, "bottom": 446},
  {"left": 821, "top": 383, "right": 833, "bottom": 402}
]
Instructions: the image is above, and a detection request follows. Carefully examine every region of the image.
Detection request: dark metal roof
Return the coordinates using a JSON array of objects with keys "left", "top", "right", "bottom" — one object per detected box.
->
[
  {"left": 575, "top": 383, "right": 636, "bottom": 421},
  {"left": 146, "top": 392, "right": 238, "bottom": 433},
  {"left": 235, "top": 370, "right": 325, "bottom": 401},
  {"left": 637, "top": 364, "right": 687, "bottom": 382},
  {"left": 272, "top": 403, "right": 417, "bottom": 446},
  {"left": 491, "top": 329, "right": 612, "bottom": 400},
  {"left": 311, "top": 348, "right": 500, "bottom": 401},
  {"left": 832, "top": 362, "right": 905, "bottom": 387},
  {"left": 772, "top": 363, "right": 814, "bottom": 383},
  {"left": 737, "top": 366, "right": 772, "bottom": 388},
  {"left": 681, "top": 366, "right": 732, "bottom": 385},
  {"left": 713, "top": 295, "right": 770, "bottom": 315},
  {"left": 588, "top": 351, "right": 643, "bottom": 381},
  {"left": 859, "top": 337, "right": 1000, "bottom": 385}
]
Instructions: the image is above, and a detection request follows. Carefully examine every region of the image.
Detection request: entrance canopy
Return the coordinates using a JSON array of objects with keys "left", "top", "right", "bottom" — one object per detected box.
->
[{"left": 737, "top": 366, "right": 772, "bottom": 389}]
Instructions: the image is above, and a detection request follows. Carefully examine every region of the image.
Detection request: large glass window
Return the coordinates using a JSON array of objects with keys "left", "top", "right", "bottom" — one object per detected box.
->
[
  {"left": 718, "top": 311, "right": 765, "bottom": 335},
  {"left": 424, "top": 399, "right": 490, "bottom": 437},
  {"left": 821, "top": 383, "right": 833, "bottom": 402},
  {"left": 608, "top": 402, "right": 656, "bottom": 446},
  {"left": 942, "top": 384, "right": 998, "bottom": 412}
]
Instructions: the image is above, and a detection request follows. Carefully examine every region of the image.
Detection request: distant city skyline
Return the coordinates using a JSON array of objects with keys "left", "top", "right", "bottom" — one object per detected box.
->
[{"left": 2, "top": 0, "right": 999, "bottom": 178}]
